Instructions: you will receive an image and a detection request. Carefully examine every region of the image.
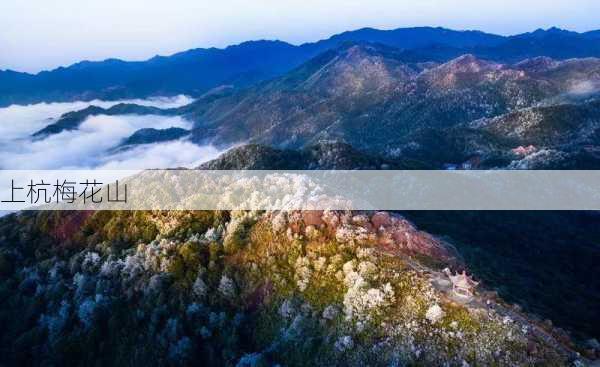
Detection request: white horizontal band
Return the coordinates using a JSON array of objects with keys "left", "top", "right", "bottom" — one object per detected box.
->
[{"left": 1, "top": 170, "right": 599, "bottom": 211}]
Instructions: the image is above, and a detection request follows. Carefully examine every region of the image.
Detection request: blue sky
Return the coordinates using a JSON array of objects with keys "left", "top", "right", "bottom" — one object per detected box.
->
[{"left": 1, "top": 0, "right": 599, "bottom": 73}]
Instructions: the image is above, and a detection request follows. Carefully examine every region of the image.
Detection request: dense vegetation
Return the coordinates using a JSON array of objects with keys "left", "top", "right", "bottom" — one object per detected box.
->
[{"left": 0, "top": 210, "right": 587, "bottom": 366}]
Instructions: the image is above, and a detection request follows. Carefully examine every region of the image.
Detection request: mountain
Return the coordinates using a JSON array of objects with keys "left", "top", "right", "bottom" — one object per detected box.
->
[
  {"left": 119, "top": 127, "right": 190, "bottom": 147},
  {"left": 32, "top": 105, "right": 108, "bottom": 137},
  {"left": 32, "top": 103, "right": 176, "bottom": 137},
  {"left": 473, "top": 27, "right": 600, "bottom": 62},
  {"left": 2, "top": 139, "right": 597, "bottom": 365},
  {"left": 32, "top": 42, "right": 600, "bottom": 167},
  {"left": 31, "top": 86, "right": 234, "bottom": 138},
  {"left": 584, "top": 30, "right": 600, "bottom": 39},
  {"left": 471, "top": 100, "right": 600, "bottom": 147},
  {"left": 0, "top": 207, "right": 589, "bottom": 366},
  {"left": 4, "top": 25, "right": 600, "bottom": 366},
  {"left": 187, "top": 43, "right": 433, "bottom": 149},
  {"left": 2, "top": 26, "right": 600, "bottom": 107},
  {"left": 0, "top": 40, "right": 311, "bottom": 107},
  {"left": 195, "top": 143, "right": 600, "bottom": 342},
  {"left": 311, "top": 26, "right": 504, "bottom": 50},
  {"left": 197, "top": 142, "right": 429, "bottom": 170},
  {"left": 29, "top": 42, "right": 600, "bottom": 169},
  {"left": 182, "top": 43, "right": 600, "bottom": 154},
  {"left": 395, "top": 99, "right": 600, "bottom": 169}
]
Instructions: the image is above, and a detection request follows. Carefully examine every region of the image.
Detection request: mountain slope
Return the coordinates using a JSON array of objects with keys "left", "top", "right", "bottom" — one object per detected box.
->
[
  {"left": 197, "top": 142, "right": 429, "bottom": 170},
  {"left": 477, "top": 27, "right": 600, "bottom": 62},
  {"left": 31, "top": 103, "right": 175, "bottom": 137},
  {"left": 119, "top": 127, "right": 190, "bottom": 147},
  {"left": 471, "top": 100, "right": 600, "bottom": 146},
  {"left": 0, "top": 208, "right": 587, "bottom": 365},
  {"left": 195, "top": 143, "right": 600, "bottom": 343},
  {"left": 28, "top": 43, "right": 600, "bottom": 169},
  {"left": 183, "top": 44, "right": 600, "bottom": 153},
  {"left": 394, "top": 99, "right": 600, "bottom": 169}
]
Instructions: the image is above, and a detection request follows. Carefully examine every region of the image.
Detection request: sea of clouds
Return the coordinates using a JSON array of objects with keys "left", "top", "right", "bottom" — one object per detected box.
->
[{"left": 0, "top": 96, "right": 224, "bottom": 170}]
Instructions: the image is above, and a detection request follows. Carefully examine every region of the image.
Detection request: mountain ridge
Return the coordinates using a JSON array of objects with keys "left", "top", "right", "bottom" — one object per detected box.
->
[
  {"left": 3, "top": 26, "right": 600, "bottom": 107},
  {"left": 28, "top": 43, "right": 600, "bottom": 169},
  {"left": 180, "top": 43, "right": 600, "bottom": 153}
]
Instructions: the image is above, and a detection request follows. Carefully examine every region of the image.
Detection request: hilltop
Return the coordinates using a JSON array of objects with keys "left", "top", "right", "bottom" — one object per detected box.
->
[{"left": 0, "top": 209, "right": 591, "bottom": 365}]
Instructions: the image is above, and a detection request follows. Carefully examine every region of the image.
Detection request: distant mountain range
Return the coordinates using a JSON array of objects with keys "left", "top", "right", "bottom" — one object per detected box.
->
[
  {"left": 31, "top": 39, "right": 600, "bottom": 169},
  {"left": 2, "top": 26, "right": 600, "bottom": 107}
]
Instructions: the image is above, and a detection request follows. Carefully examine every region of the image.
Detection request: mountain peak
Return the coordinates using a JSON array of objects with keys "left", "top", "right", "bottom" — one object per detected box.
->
[
  {"left": 418, "top": 54, "right": 511, "bottom": 90},
  {"left": 523, "top": 27, "right": 579, "bottom": 39},
  {"left": 515, "top": 56, "right": 558, "bottom": 72},
  {"left": 547, "top": 26, "right": 571, "bottom": 33},
  {"left": 452, "top": 53, "right": 480, "bottom": 63},
  {"left": 440, "top": 54, "right": 498, "bottom": 73},
  {"left": 281, "top": 42, "right": 419, "bottom": 95}
]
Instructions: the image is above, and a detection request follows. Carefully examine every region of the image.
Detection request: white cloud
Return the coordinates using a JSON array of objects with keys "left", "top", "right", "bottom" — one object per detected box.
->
[
  {"left": 0, "top": 95, "right": 193, "bottom": 140},
  {"left": 0, "top": 96, "right": 224, "bottom": 170},
  {"left": 97, "top": 141, "right": 222, "bottom": 170}
]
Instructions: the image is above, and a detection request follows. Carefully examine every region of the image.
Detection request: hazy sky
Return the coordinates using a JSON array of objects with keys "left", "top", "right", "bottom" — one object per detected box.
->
[{"left": 1, "top": 0, "right": 599, "bottom": 73}]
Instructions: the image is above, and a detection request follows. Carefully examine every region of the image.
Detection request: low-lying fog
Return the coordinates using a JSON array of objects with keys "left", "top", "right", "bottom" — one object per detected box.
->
[{"left": 0, "top": 96, "right": 224, "bottom": 169}]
